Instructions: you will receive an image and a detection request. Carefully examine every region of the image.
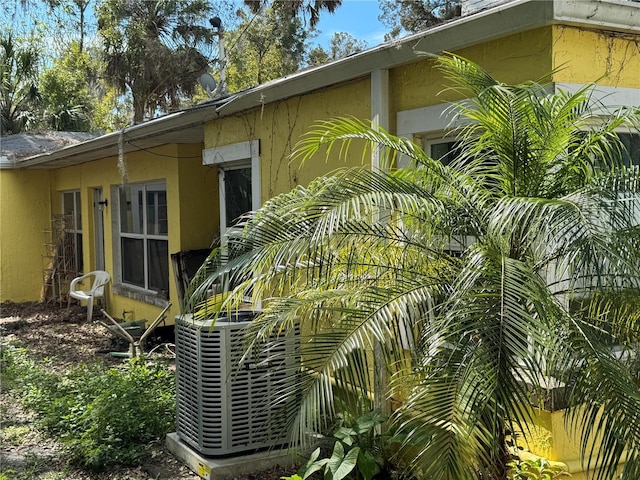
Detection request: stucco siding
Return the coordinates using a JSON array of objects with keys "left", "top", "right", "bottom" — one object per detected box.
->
[
  {"left": 176, "top": 143, "right": 217, "bottom": 250},
  {"left": 204, "top": 78, "right": 372, "bottom": 201},
  {"left": 0, "top": 169, "right": 52, "bottom": 302},
  {"left": 390, "top": 27, "right": 554, "bottom": 117},
  {"left": 552, "top": 25, "right": 640, "bottom": 88}
]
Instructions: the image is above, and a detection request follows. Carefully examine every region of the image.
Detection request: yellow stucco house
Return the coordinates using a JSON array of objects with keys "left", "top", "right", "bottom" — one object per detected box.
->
[{"left": 1, "top": 0, "right": 639, "bottom": 475}]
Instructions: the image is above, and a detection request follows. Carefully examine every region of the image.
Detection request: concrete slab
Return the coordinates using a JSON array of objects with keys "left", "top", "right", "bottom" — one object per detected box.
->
[{"left": 166, "top": 432, "right": 297, "bottom": 480}]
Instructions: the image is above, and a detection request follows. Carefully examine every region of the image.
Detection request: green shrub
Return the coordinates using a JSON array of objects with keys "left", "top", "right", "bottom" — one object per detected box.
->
[
  {"left": 297, "top": 409, "right": 406, "bottom": 480},
  {"left": 0, "top": 345, "right": 175, "bottom": 470},
  {"left": 508, "top": 457, "right": 571, "bottom": 479}
]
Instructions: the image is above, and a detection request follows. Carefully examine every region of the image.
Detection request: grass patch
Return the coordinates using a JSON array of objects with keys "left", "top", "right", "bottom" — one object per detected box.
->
[{"left": 0, "top": 424, "right": 31, "bottom": 444}]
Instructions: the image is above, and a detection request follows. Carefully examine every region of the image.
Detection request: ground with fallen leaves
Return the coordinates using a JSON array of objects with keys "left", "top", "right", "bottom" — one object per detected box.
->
[{"left": 0, "top": 301, "right": 297, "bottom": 480}]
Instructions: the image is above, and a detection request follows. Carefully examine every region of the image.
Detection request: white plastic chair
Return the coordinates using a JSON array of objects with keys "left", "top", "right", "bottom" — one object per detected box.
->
[{"left": 68, "top": 270, "right": 111, "bottom": 321}]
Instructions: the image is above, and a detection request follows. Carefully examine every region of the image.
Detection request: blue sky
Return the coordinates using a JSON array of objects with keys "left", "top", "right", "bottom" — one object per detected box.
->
[{"left": 313, "top": 0, "right": 388, "bottom": 49}]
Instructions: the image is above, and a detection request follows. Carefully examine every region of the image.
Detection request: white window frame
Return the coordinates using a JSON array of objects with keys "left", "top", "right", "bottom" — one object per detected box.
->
[
  {"left": 397, "top": 103, "right": 469, "bottom": 168},
  {"left": 112, "top": 181, "right": 169, "bottom": 301},
  {"left": 202, "top": 140, "right": 261, "bottom": 245}
]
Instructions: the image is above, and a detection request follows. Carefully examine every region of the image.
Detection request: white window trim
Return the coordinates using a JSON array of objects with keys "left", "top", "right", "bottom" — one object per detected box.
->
[
  {"left": 553, "top": 83, "right": 640, "bottom": 109},
  {"left": 422, "top": 135, "right": 459, "bottom": 158},
  {"left": 397, "top": 103, "right": 470, "bottom": 168},
  {"left": 111, "top": 181, "right": 169, "bottom": 306},
  {"left": 396, "top": 85, "right": 640, "bottom": 156},
  {"left": 202, "top": 140, "right": 261, "bottom": 241}
]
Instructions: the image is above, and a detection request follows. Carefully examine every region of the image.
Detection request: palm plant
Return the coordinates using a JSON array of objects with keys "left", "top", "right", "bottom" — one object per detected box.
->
[
  {"left": 244, "top": 0, "right": 342, "bottom": 28},
  {"left": 97, "top": 0, "right": 215, "bottom": 123},
  {"left": 185, "top": 54, "right": 640, "bottom": 479},
  {"left": 0, "top": 31, "right": 40, "bottom": 134}
]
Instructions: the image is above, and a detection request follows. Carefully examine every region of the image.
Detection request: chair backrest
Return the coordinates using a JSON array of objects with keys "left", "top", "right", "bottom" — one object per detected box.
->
[{"left": 90, "top": 271, "right": 111, "bottom": 297}]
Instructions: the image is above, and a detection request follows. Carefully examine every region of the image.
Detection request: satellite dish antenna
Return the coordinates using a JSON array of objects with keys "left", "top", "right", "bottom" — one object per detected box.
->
[{"left": 199, "top": 73, "right": 217, "bottom": 97}]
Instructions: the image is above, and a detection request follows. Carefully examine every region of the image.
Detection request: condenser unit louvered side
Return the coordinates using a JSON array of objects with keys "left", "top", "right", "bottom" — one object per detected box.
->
[{"left": 175, "top": 313, "right": 298, "bottom": 457}]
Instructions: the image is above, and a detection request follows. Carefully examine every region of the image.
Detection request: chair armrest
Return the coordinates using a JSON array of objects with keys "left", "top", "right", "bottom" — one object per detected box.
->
[{"left": 70, "top": 272, "right": 93, "bottom": 291}]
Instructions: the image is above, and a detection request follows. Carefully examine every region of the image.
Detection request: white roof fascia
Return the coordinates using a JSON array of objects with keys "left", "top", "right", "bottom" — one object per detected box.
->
[
  {"left": 554, "top": 83, "right": 640, "bottom": 109},
  {"left": 216, "top": 0, "right": 640, "bottom": 117},
  {"left": 552, "top": 0, "right": 640, "bottom": 34},
  {"left": 15, "top": 106, "right": 217, "bottom": 169}
]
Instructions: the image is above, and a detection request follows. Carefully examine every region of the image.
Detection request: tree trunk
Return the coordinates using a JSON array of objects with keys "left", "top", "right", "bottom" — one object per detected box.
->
[{"left": 133, "top": 96, "right": 145, "bottom": 124}]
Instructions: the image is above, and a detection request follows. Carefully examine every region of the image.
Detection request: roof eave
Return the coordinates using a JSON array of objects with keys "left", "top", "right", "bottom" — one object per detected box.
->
[
  {"left": 216, "top": 0, "right": 640, "bottom": 116},
  {"left": 10, "top": 0, "right": 639, "bottom": 169},
  {"left": 14, "top": 106, "right": 216, "bottom": 169}
]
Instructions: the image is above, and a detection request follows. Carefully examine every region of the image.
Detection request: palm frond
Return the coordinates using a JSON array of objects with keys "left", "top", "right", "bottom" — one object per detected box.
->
[{"left": 184, "top": 53, "right": 640, "bottom": 480}]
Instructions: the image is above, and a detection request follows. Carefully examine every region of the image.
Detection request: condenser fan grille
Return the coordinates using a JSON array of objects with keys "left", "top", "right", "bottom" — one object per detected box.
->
[{"left": 175, "top": 314, "right": 298, "bottom": 456}]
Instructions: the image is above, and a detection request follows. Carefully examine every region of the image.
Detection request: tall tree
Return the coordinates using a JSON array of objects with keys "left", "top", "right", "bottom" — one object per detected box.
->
[
  {"left": 244, "top": 0, "right": 342, "bottom": 28},
  {"left": 225, "top": 6, "right": 309, "bottom": 91},
  {"left": 0, "top": 31, "right": 40, "bottom": 134},
  {"left": 308, "top": 31, "right": 367, "bottom": 66},
  {"left": 44, "top": 0, "right": 94, "bottom": 54},
  {"left": 97, "top": 0, "right": 216, "bottom": 123},
  {"left": 379, "top": 0, "right": 461, "bottom": 38},
  {"left": 39, "top": 41, "right": 99, "bottom": 131},
  {"left": 187, "top": 54, "right": 640, "bottom": 479}
]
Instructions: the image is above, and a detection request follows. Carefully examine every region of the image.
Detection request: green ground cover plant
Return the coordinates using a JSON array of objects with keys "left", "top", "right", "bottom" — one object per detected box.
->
[
  {"left": 0, "top": 344, "right": 175, "bottom": 470},
  {"left": 295, "top": 409, "right": 395, "bottom": 480},
  {"left": 507, "top": 458, "right": 570, "bottom": 480}
]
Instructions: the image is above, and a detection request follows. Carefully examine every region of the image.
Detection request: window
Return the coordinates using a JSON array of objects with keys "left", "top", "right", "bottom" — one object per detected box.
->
[
  {"left": 117, "top": 182, "right": 169, "bottom": 295},
  {"left": 62, "top": 191, "right": 83, "bottom": 273},
  {"left": 202, "top": 140, "right": 261, "bottom": 255},
  {"left": 221, "top": 165, "right": 253, "bottom": 232},
  {"left": 422, "top": 137, "right": 474, "bottom": 255},
  {"left": 425, "top": 138, "right": 462, "bottom": 166},
  {"left": 620, "top": 133, "right": 640, "bottom": 168},
  {"left": 219, "top": 164, "right": 255, "bottom": 262}
]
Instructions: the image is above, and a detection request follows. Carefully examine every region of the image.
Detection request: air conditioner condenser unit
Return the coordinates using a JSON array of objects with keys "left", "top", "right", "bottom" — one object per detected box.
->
[{"left": 174, "top": 312, "right": 299, "bottom": 457}]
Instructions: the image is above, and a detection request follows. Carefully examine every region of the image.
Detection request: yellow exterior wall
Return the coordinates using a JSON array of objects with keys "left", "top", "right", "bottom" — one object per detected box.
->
[
  {"left": 204, "top": 79, "right": 371, "bottom": 201},
  {"left": 389, "top": 25, "right": 640, "bottom": 124},
  {"left": 176, "top": 143, "right": 217, "bottom": 250},
  {"left": 45, "top": 143, "right": 215, "bottom": 325},
  {"left": 519, "top": 408, "right": 626, "bottom": 480},
  {"left": 0, "top": 169, "right": 52, "bottom": 301},
  {"left": 391, "top": 27, "right": 554, "bottom": 116},
  {"left": 552, "top": 26, "right": 640, "bottom": 87}
]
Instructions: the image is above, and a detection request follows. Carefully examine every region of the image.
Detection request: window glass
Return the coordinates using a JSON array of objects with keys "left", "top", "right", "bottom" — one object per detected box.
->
[
  {"left": 63, "top": 192, "right": 75, "bottom": 217},
  {"left": 62, "top": 191, "right": 83, "bottom": 273},
  {"left": 620, "top": 133, "right": 640, "bottom": 168},
  {"left": 76, "top": 232, "right": 84, "bottom": 273},
  {"left": 148, "top": 239, "right": 169, "bottom": 293},
  {"left": 146, "top": 185, "right": 168, "bottom": 235},
  {"left": 121, "top": 237, "right": 145, "bottom": 288},
  {"left": 118, "top": 182, "right": 168, "bottom": 293},
  {"left": 429, "top": 141, "right": 460, "bottom": 166},
  {"left": 74, "top": 191, "right": 81, "bottom": 229},
  {"left": 119, "top": 185, "right": 144, "bottom": 234},
  {"left": 224, "top": 167, "right": 252, "bottom": 228}
]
